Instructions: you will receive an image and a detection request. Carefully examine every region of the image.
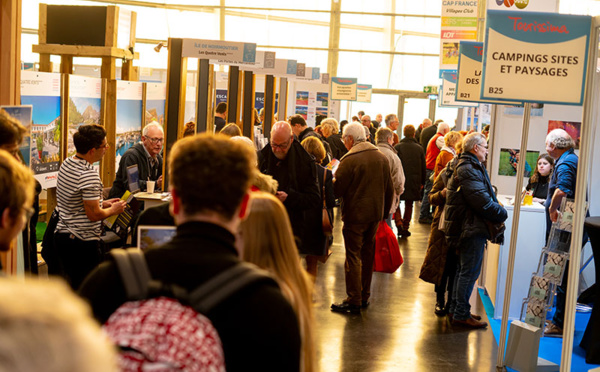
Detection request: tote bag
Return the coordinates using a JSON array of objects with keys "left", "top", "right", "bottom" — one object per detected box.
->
[{"left": 373, "top": 222, "right": 403, "bottom": 273}]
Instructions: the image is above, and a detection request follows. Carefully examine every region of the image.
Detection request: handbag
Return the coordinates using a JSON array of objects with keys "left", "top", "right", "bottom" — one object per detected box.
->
[
  {"left": 321, "top": 168, "right": 333, "bottom": 236},
  {"left": 373, "top": 221, "right": 404, "bottom": 273},
  {"left": 485, "top": 220, "right": 506, "bottom": 245}
]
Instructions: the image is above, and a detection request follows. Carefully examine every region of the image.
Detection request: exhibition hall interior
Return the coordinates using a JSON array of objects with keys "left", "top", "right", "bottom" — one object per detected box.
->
[{"left": 3, "top": 0, "right": 600, "bottom": 371}]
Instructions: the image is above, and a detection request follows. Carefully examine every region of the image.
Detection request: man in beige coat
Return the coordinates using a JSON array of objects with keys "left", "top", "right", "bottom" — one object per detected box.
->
[
  {"left": 331, "top": 123, "right": 394, "bottom": 314},
  {"left": 376, "top": 127, "right": 405, "bottom": 229}
]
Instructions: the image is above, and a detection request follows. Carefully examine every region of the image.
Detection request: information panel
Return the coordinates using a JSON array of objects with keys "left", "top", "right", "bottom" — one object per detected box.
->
[
  {"left": 481, "top": 10, "right": 591, "bottom": 105},
  {"left": 182, "top": 39, "right": 256, "bottom": 64},
  {"left": 357, "top": 84, "right": 373, "bottom": 103},
  {"left": 331, "top": 77, "right": 357, "bottom": 101},
  {"left": 441, "top": 72, "right": 478, "bottom": 107}
]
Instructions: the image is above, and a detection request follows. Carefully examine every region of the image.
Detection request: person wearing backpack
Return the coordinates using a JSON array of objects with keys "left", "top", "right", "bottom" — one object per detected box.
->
[{"left": 80, "top": 133, "right": 301, "bottom": 371}]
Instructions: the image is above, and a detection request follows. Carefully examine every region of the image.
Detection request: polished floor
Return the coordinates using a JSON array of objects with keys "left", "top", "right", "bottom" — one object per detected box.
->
[{"left": 312, "top": 204, "right": 499, "bottom": 372}]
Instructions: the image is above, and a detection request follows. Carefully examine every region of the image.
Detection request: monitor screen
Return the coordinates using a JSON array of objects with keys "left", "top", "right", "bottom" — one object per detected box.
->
[
  {"left": 126, "top": 164, "right": 140, "bottom": 193},
  {"left": 137, "top": 225, "right": 176, "bottom": 251}
]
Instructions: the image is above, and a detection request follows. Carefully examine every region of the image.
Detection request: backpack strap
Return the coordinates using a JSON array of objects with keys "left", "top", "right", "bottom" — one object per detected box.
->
[
  {"left": 111, "top": 249, "right": 153, "bottom": 301},
  {"left": 189, "top": 262, "right": 277, "bottom": 314}
]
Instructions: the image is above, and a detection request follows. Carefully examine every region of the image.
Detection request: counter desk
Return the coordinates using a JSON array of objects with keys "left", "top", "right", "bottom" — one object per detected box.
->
[{"left": 482, "top": 194, "right": 548, "bottom": 320}]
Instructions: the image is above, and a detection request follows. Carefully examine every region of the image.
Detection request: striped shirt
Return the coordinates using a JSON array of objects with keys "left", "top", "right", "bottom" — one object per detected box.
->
[{"left": 56, "top": 156, "right": 103, "bottom": 241}]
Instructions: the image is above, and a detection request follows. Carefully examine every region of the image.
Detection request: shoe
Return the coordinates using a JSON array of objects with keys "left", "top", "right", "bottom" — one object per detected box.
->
[
  {"left": 402, "top": 230, "right": 411, "bottom": 237},
  {"left": 331, "top": 302, "right": 361, "bottom": 314},
  {"left": 361, "top": 300, "right": 370, "bottom": 309},
  {"left": 435, "top": 302, "right": 447, "bottom": 316},
  {"left": 470, "top": 313, "right": 482, "bottom": 321},
  {"left": 544, "top": 322, "right": 563, "bottom": 337},
  {"left": 452, "top": 317, "right": 488, "bottom": 329}
]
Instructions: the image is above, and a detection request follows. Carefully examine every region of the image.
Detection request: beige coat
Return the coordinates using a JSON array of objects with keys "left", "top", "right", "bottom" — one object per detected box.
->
[
  {"left": 377, "top": 142, "right": 405, "bottom": 214},
  {"left": 334, "top": 141, "right": 394, "bottom": 225}
]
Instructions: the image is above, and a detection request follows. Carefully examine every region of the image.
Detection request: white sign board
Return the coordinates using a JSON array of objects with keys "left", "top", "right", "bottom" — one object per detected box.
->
[
  {"left": 182, "top": 39, "right": 256, "bottom": 64},
  {"left": 441, "top": 72, "right": 478, "bottom": 107},
  {"left": 331, "top": 77, "right": 357, "bottom": 101},
  {"left": 481, "top": 10, "right": 591, "bottom": 105},
  {"left": 357, "top": 84, "right": 373, "bottom": 103}
]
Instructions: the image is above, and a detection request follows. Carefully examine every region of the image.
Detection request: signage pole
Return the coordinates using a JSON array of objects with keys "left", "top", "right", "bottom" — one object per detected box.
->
[
  {"left": 559, "top": 19, "right": 599, "bottom": 372},
  {"left": 496, "top": 102, "right": 531, "bottom": 370}
]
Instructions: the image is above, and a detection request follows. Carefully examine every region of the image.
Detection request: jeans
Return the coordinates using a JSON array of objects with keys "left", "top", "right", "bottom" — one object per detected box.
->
[
  {"left": 55, "top": 233, "right": 103, "bottom": 291},
  {"left": 448, "top": 236, "right": 487, "bottom": 320},
  {"left": 420, "top": 169, "right": 434, "bottom": 220}
]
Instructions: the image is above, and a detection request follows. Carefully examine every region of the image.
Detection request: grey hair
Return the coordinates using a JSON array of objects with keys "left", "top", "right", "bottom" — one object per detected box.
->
[
  {"left": 462, "top": 132, "right": 487, "bottom": 153},
  {"left": 437, "top": 122, "right": 450, "bottom": 134},
  {"left": 343, "top": 122, "right": 366, "bottom": 143},
  {"left": 320, "top": 118, "right": 339, "bottom": 135},
  {"left": 143, "top": 122, "right": 164, "bottom": 136},
  {"left": 384, "top": 114, "right": 397, "bottom": 126},
  {"left": 546, "top": 129, "right": 574, "bottom": 150},
  {"left": 375, "top": 127, "right": 393, "bottom": 144}
]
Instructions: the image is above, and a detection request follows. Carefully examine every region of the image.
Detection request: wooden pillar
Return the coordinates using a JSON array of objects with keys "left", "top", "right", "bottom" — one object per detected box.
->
[
  {"left": 164, "top": 38, "right": 186, "bottom": 190},
  {"left": 263, "top": 74, "right": 276, "bottom": 139},
  {"left": 102, "top": 80, "right": 117, "bottom": 186},
  {"left": 227, "top": 66, "right": 241, "bottom": 125},
  {"left": 277, "top": 77, "right": 288, "bottom": 121},
  {"left": 196, "top": 59, "right": 214, "bottom": 134},
  {"left": 101, "top": 57, "right": 116, "bottom": 80},
  {"left": 242, "top": 70, "right": 255, "bottom": 139},
  {"left": 60, "top": 55, "right": 73, "bottom": 74},
  {"left": 0, "top": 0, "right": 22, "bottom": 105}
]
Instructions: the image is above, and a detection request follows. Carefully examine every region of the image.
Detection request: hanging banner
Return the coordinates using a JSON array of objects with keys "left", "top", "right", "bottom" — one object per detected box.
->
[
  {"left": 212, "top": 50, "right": 276, "bottom": 71},
  {"left": 68, "top": 75, "right": 102, "bottom": 159},
  {"left": 331, "top": 77, "right": 357, "bottom": 101},
  {"left": 481, "top": 10, "right": 591, "bottom": 105},
  {"left": 294, "top": 67, "right": 321, "bottom": 81},
  {"left": 486, "top": 0, "right": 558, "bottom": 13},
  {"left": 440, "top": 0, "right": 479, "bottom": 78},
  {"left": 441, "top": 72, "right": 478, "bottom": 107},
  {"left": 357, "top": 84, "right": 373, "bottom": 103},
  {"left": 182, "top": 39, "right": 256, "bottom": 63},
  {"left": 115, "top": 80, "right": 143, "bottom": 172},
  {"left": 456, "top": 41, "right": 520, "bottom": 104},
  {"left": 21, "top": 71, "right": 62, "bottom": 189},
  {"left": 145, "top": 83, "right": 166, "bottom": 126}
]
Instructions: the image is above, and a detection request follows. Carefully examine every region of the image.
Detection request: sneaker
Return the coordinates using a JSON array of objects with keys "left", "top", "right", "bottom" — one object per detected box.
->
[{"left": 544, "top": 322, "right": 563, "bottom": 337}]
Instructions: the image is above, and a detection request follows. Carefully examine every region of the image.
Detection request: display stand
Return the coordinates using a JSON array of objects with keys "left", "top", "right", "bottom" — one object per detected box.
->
[{"left": 31, "top": 4, "right": 138, "bottom": 219}]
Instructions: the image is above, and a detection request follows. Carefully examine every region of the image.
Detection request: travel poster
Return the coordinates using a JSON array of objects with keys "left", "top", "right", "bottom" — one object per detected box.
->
[
  {"left": 0, "top": 105, "right": 32, "bottom": 167},
  {"left": 439, "top": 0, "right": 478, "bottom": 77},
  {"left": 116, "top": 81, "right": 143, "bottom": 172},
  {"left": 498, "top": 148, "right": 539, "bottom": 177},
  {"left": 68, "top": 75, "right": 102, "bottom": 158},
  {"left": 145, "top": 83, "right": 166, "bottom": 126},
  {"left": 296, "top": 91, "right": 309, "bottom": 105},
  {"left": 548, "top": 120, "right": 581, "bottom": 149},
  {"left": 21, "top": 71, "right": 62, "bottom": 189}
]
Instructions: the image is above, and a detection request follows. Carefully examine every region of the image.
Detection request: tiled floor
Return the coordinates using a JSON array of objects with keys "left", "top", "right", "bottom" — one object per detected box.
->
[{"left": 312, "top": 205, "right": 499, "bottom": 372}]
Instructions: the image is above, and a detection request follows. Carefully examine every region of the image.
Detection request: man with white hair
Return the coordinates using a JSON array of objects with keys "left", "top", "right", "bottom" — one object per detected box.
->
[
  {"left": 258, "top": 121, "right": 320, "bottom": 254},
  {"left": 543, "top": 128, "right": 587, "bottom": 337},
  {"left": 384, "top": 113, "right": 401, "bottom": 145},
  {"left": 109, "top": 122, "right": 164, "bottom": 198},
  {"left": 331, "top": 123, "right": 394, "bottom": 314},
  {"left": 420, "top": 122, "right": 450, "bottom": 224}
]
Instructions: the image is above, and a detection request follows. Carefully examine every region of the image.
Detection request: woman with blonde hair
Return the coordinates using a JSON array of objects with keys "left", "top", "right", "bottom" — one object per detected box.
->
[
  {"left": 321, "top": 118, "right": 347, "bottom": 159},
  {"left": 301, "top": 136, "right": 336, "bottom": 278},
  {"left": 240, "top": 192, "right": 316, "bottom": 372},
  {"left": 433, "top": 131, "right": 463, "bottom": 179}
]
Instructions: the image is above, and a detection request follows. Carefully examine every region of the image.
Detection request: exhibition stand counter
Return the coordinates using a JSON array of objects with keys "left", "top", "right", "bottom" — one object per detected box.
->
[{"left": 483, "top": 194, "right": 547, "bottom": 320}]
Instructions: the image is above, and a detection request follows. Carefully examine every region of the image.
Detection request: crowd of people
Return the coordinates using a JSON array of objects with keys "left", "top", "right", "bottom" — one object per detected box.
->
[{"left": 0, "top": 104, "right": 585, "bottom": 369}]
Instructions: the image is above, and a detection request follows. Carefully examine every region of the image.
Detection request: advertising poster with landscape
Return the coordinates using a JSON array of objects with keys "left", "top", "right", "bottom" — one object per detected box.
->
[
  {"left": 116, "top": 81, "right": 143, "bottom": 171},
  {"left": 145, "top": 83, "right": 166, "bottom": 126},
  {"left": 21, "top": 71, "right": 62, "bottom": 189},
  {"left": 68, "top": 76, "right": 102, "bottom": 159},
  {"left": 0, "top": 105, "right": 32, "bottom": 167}
]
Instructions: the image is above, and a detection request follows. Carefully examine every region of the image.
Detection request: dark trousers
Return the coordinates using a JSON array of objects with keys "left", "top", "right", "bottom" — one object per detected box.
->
[
  {"left": 395, "top": 200, "right": 415, "bottom": 231},
  {"left": 435, "top": 248, "right": 458, "bottom": 303},
  {"left": 342, "top": 222, "right": 379, "bottom": 306},
  {"left": 55, "top": 233, "right": 103, "bottom": 291},
  {"left": 420, "top": 170, "right": 434, "bottom": 220},
  {"left": 448, "top": 236, "right": 487, "bottom": 320}
]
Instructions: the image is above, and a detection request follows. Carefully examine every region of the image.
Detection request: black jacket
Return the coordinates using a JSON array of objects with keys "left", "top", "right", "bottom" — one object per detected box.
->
[
  {"left": 298, "top": 127, "right": 332, "bottom": 165},
  {"left": 258, "top": 141, "right": 321, "bottom": 251},
  {"left": 80, "top": 221, "right": 301, "bottom": 372},
  {"left": 420, "top": 124, "right": 438, "bottom": 149},
  {"left": 326, "top": 133, "right": 348, "bottom": 160},
  {"left": 109, "top": 143, "right": 162, "bottom": 198},
  {"left": 301, "top": 163, "right": 335, "bottom": 256},
  {"left": 395, "top": 137, "right": 426, "bottom": 201},
  {"left": 444, "top": 152, "right": 507, "bottom": 243}
]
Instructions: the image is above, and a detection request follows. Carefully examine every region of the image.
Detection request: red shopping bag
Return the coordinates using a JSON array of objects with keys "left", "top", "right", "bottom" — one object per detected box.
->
[{"left": 373, "top": 221, "right": 403, "bottom": 273}]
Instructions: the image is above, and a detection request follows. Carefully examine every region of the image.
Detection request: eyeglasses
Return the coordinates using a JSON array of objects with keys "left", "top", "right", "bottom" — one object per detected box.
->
[
  {"left": 96, "top": 142, "right": 110, "bottom": 149},
  {"left": 271, "top": 140, "right": 291, "bottom": 150},
  {"left": 145, "top": 136, "right": 164, "bottom": 144}
]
